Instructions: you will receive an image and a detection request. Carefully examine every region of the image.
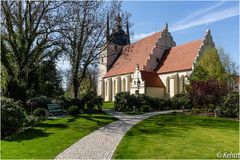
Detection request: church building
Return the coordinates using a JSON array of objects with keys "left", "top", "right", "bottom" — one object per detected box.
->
[{"left": 97, "top": 15, "right": 215, "bottom": 101}]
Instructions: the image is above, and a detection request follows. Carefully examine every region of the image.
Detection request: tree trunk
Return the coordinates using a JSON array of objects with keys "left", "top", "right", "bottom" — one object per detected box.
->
[{"left": 73, "top": 76, "right": 79, "bottom": 98}]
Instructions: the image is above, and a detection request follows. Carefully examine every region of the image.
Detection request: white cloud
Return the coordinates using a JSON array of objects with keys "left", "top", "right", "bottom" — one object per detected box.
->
[
  {"left": 175, "top": 1, "right": 225, "bottom": 25},
  {"left": 170, "top": 6, "right": 239, "bottom": 32}
]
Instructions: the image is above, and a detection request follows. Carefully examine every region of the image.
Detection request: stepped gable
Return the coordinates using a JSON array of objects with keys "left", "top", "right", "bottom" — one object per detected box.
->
[
  {"left": 155, "top": 40, "right": 203, "bottom": 74},
  {"left": 104, "top": 32, "right": 161, "bottom": 77}
]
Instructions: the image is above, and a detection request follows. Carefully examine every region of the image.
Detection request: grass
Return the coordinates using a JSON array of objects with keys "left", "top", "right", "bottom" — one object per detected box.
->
[
  {"left": 114, "top": 113, "right": 239, "bottom": 159},
  {"left": 1, "top": 113, "right": 117, "bottom": 159},
  {"left": 102, "top": 101, "right": 115, "bottom": 109}
]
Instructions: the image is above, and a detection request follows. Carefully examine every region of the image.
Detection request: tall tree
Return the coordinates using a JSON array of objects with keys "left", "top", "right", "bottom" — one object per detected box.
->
[
  {"left": 218, "top": 47, "right": 239, "bottom": 89},
  {"left": 59, "top": 1, "right": 132, "bottom": 98},
  {"left": 197, "top": 47, "right": 227, "bottom": 82},
  {"left": 1, "top": 1, "right": 62, "bottom": 101}
]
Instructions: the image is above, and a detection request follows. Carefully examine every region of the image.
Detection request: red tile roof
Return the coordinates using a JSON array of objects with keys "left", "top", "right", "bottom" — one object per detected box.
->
[
  {"left": 156, "top": 40, "right": 202, "bottom": 74},
  {"left": 141, "top": 71, "right": 164, "bottom": 87},
  {"left": 104, "top": 32, "right": 161, "bottom": 77}
]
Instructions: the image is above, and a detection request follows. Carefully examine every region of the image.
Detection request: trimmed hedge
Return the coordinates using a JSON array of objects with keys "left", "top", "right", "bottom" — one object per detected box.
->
[{"left": 114, "top": 92, "right": 189, "bottom": 112}]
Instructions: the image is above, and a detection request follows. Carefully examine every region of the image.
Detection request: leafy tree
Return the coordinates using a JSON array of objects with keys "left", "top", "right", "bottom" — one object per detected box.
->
[
  {"left": 186, "top": 80, "right": 228, "bottom": 114},
  {"left": 1, "top": 1, "right": 62, "bottom": 101},
  {"left": 37, "top": 61, "right": 63, "bottom": 97},
  {"left": 218, "top": 47, "right": 239, "bottom": 89},
  {"left": 189, "top": 65, "right": 208, "bottom": 82},
  {"left": 197, "top": 47, "right": 227, "bottom": 81},
  {"left": 58, "top": 1, "right": 132, "bottom": 98}
]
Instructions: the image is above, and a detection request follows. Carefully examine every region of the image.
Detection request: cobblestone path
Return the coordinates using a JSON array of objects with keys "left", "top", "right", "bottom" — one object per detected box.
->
[{"left": 55, "top": 110, "right": 177, "bottom": 159}]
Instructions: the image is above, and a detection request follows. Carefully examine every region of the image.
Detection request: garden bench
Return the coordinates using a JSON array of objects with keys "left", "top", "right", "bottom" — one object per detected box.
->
[{"left": 47, "top": 104, "right": 65, "bottom": 116}]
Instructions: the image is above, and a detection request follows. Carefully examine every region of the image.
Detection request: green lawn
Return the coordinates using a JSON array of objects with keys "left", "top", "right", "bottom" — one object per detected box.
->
[
  {"left": 114, "top": 113, "right": 239, "bottom": 159},
  {"left": 102, "top": 102, "right": 115, "bottom": 109},
  {"left": 1, "top": 113, "right": 117, "bottom": 159}
]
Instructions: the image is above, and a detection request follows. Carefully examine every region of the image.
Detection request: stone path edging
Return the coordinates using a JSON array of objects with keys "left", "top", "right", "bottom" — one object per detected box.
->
[{"left": 55, "top": 110, "right": 180, "bottom": 159}]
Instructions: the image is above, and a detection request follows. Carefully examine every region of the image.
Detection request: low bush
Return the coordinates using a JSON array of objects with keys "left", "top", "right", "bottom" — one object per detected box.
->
[
  {"left": 83, "top": 91, "right": 103, "bottom": 111},
  {"left": 27, "top": 96, "right": 52, "bottom": 113},
  {"left": 161, "top": 98, "right": 172, "bottom": 110},
  {"left": 58, "top": 96, "right": 72, "bottom": 110},
  {"left": 141, "top": 105, "right": 151, "bottom": 112},
  {"left": 171, "top": 94, "right": 190, "bottom": 110},
  {"left": 1, "top": 97, "right": 27, "bottom": 138},
  {"left": 70, "top": 98, "right": 85, "bottom": 110},
  {"left": 219, "top": 91, "right": 239, "bottom": 118},
  {"left": 114, "top": 92, "right": 131, "bottom": 111},
  {"left": 33, "top": 108, "right": 47, "bottom": 119},
  {"left": 23, "top": 115, "right": 39, "bottom": 127},
  {"left": 67, "top": 106, "right": 79, "bottom": 116}
]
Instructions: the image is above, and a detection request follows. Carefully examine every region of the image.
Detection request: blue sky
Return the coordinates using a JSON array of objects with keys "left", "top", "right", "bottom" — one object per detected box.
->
[{"left": 122, "top": 0, "right": 239, "bottom": 65}]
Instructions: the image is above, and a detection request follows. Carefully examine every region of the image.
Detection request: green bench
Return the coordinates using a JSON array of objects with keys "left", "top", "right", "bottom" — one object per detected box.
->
[{"left": 47, "top": 104, "right": 65, "bottom": 116}]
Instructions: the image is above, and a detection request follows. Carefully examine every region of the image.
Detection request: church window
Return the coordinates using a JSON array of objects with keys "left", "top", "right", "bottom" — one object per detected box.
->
[
  {"left": 166, "top": 77, "right": 170, "bottom": 94},
  {"left": 182, "top": 77, "right": 185, "bottom": 92},
  {"left": 115, "top": 46, "right": 117, "bottom": 51},
  {"left": 101, "top": 57, "right": 103, "bottom": 63},
  {"left": 168, "top": 78, "right": 170, "bottom": 93}
]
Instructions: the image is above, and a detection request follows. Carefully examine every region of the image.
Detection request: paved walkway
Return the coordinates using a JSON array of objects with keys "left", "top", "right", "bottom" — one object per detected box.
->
[{"left": 55, "top": 110, "right": 178, "bottom": 159}]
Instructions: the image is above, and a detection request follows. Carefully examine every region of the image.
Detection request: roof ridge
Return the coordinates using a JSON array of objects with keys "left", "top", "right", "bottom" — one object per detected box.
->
[
  {"left": 131, "top": 32, "right": 161, "bottom": 45},
  {"left": 173, "top": 39, "right": 202, "bottom": 48}
]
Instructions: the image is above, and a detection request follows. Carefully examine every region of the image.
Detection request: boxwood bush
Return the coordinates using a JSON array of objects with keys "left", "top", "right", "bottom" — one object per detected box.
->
[
  {"left": 1, "top": 97, "right": 27, "bottom": 138},
  {"left": 83, "top": 91, "right": 103, "bottom": 111},
  {"left": 67, "top": 106, "right": 80, "bottom": 116},
  {"left": 33, "top": 108, "right": 47, "bottom": 119}
]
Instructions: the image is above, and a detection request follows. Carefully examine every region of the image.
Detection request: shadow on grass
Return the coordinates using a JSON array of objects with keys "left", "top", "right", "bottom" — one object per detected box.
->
[
  {"left": 35, "top": 123, "right": 68, "bottom": 129},
  {"left": 4, "top": 128, "right": 52, "bottom": 142},
  {"left": 81, "top": 115, "right": 117, "bottom": 126},
  {"left": 126, "top": 113, "right": 238, "bottom": 138}
]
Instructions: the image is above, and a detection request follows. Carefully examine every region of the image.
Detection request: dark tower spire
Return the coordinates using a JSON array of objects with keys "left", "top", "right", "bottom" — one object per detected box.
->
[
  {"left": 115, "top": 13, "right": 123, "bottom": 32},
  {"left": 126, "top": 18, "right": 130, "bottom": 44},
  {"left": 106, "top": 14, "right": 110, "bottom": 41}
]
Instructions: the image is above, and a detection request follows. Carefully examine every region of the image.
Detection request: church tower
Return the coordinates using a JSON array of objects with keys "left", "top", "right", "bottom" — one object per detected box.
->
[
  {"left": 106, "top": 14, "right": 130, "bottom": 70},
  {"left": 97, "top": 14, "right": 130, "bottom": 97}
]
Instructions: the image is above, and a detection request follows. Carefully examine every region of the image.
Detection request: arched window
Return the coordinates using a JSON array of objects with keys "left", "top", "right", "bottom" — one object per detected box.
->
[
  {"left": 122, "top": 78, "right": 126, "bottom": 92},
  {"left": 113, "top": 80, "right": 116, "bottom": 96},
  {"left": 105, "top": 81, "right": 108, "bottom": 98},
  {"left": 166, "top": 77, "right": 170, "bottom": 94},
  {"left": 182, "top": 76, "right": 185, "bottom": 93}
]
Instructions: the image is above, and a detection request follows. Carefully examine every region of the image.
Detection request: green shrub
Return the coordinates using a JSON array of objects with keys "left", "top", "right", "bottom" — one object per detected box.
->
[
  {"left": 191, "top": 105, "right": 204, "bottom": 113},
  {"left": 161, "top": 98, "right": 172, "bottom": 110},
  {"left": 114, "top": 92, "right": 131, "bottom": 111},
  {"left": 1, "top": 97, "right": 27, "bottom": 138},
  {"left": 27, "top": 96, "right": 52, "bottom": 113},
  {"left": 141, "top": 105, "right": 151, "bottom": 112},
  {"left": 58, "top": 96, "right": 72, "bottom": 110},
  {"left": 33, "top": 108, "right": 47, "bottom": 119},
  {"left": 219, "top": 91, "right": 239, "bottom": 118},
  {"left": 70, "top": 98, "right": 85, "bottom": 110},
  {"left": 171, "top": 94, "right": 190, "bottom": 110},
  {"left": 67, "top": 106, "right": 79, "bottom": 116},
  {"left": 83, "top": 91, "right": 103, "bottom": 111},
  {"left": 23, "top": 115, "right": 39, "bottom": 127}
]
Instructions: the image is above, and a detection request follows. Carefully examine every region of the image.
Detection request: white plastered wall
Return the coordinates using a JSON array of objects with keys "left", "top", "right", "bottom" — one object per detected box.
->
[
  {"left": 159, "top": 70, "right": 191, "bottom": 97},
  {"left": 103, "top": 73, "right": 132, "bottom": 101}
]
